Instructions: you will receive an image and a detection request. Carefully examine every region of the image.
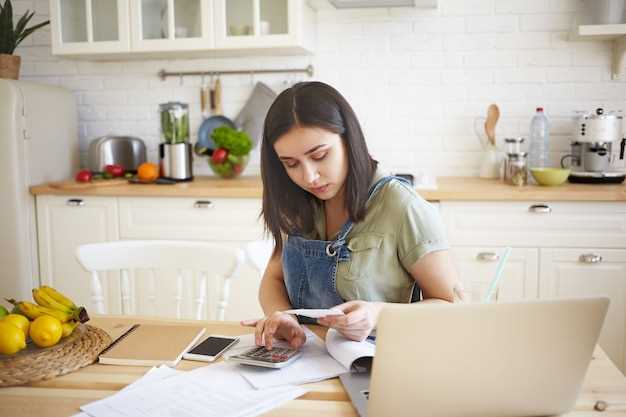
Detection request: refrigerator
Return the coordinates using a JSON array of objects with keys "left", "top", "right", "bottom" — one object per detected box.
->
[{"left": 0, "top": 80, "right": 79, "bottom": 301}]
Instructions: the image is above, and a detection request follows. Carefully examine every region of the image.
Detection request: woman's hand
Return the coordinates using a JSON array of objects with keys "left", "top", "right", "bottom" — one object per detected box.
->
[
  {"left": 317, "top": 301, "right": 384, "bottom": 342},
  {"left": 241, "top": 311, "right": 306, "bottom": 350}
]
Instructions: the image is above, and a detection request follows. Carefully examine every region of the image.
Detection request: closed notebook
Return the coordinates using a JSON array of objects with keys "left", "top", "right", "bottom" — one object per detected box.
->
[{"left": 99, "top": 324, "right": 206, "bottom": 367}]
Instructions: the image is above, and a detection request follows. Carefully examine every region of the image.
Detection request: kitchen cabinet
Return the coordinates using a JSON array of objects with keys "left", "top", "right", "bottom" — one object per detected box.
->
[
  {"left": 449, "top": 247, "right": 538, "bottom": 303},
  {"left": 129, "top": 0, "right": 214, "bottom": 52},
  {"left": 49, "top": 0, "right": 314, "bottom": 58},
  {"left": 540, "top": 248, "right": 626, "bottom": 371},
  {"left": 442, "top": 201, "right": 626, "bottom": 373},
  {"left": 213, "top": 0, "right": 315, "bottom": 52},
  {"left": 35, "top": 195, "right": 265, "bottom": 321},
  {"left": 50, "top": 0, "right": 131, "bottom": 55},
  {"left": 36, "top": 195, "right": 122, "bottom": 314}
]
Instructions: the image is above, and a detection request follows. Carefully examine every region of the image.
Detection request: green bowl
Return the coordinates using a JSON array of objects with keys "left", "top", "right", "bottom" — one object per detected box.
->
[{"left": 530, "top": 168, "right": 570, "bottom": 186}]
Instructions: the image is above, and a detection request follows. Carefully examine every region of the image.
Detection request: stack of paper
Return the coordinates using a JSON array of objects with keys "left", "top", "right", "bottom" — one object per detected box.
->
[{"left": 78, "top": 362, "right": 306, "bottom": 417}]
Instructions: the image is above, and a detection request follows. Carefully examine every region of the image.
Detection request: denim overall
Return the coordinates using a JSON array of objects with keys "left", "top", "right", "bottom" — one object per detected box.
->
[{"left": 282, "top": 175, "right": 420, "bottom": 314}]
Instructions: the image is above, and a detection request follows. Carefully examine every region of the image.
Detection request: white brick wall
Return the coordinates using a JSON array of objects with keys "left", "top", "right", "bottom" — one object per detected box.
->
[{"left": 13, "top": 0, "right": 626, "bottom": 177}]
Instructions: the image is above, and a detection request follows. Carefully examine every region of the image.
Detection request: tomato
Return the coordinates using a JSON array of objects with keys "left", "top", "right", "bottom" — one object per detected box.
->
[
  {"left": 211, "top": 148, "right": 229, "bottom": 164},
  {"left": 104, "top": 164, "right": 125, "bottom": 177},
  {"left": 233, "top": 164, "right": 243, "bottom": 174},
  {"left": 75, "top": 169, "right": 92, "bottom": 183}
]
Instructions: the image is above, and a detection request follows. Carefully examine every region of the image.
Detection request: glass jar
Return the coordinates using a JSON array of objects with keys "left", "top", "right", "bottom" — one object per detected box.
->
[
  {"left": 504, "top": 152, "right": 528, "bottom": 186},
  {"left": 159, "top": 102, "right": 189, "bottom": 144},
  {"left": 504, "top": 137, "right": 525, "bottom": 155}
]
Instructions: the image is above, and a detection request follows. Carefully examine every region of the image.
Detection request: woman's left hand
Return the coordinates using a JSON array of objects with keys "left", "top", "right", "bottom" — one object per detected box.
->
[{"left": 317, "top": 300, "right": 383, "bottom": 342}]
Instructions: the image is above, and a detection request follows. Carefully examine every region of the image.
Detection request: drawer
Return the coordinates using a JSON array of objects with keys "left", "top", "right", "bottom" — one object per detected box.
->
[
  {"left": 119, "top": 197, "right": 264, "bottom": 241},
  {"left": 441, "top": 201, "right": 626, "bottom": 248}
]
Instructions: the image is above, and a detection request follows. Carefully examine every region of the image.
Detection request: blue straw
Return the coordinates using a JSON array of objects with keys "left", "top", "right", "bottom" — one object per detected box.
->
[{"left": 483, "top": 247, "right": 512, "bottom": 303}]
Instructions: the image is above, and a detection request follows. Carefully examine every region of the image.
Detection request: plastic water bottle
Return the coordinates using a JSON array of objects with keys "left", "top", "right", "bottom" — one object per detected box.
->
[{"left": 528, "top": 107, "right": 550, "bottom": 169}]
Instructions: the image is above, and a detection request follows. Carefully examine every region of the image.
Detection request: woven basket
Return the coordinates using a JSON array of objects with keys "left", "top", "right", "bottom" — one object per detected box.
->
[{"left": 0, "top": 324, "right": 112, "bottom": 387}]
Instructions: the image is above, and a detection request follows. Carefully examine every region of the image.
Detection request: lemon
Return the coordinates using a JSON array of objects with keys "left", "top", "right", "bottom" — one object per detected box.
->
[
  {"left": 0, "top": 321, "right": 26, "bottom": 354},
  {"left": 3, "top": 314, "right": 30, "bottom": 339},
  {"left": 29, "top": 315, "right": 63, "bottom": 348}
]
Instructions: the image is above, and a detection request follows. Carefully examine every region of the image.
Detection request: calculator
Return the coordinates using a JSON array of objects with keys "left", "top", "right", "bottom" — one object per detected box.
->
[{"left": 227, "top": 346, "right": 302, "bottom": 369}]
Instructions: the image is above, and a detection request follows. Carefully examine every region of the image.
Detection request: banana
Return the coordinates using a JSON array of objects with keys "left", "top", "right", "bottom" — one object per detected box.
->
[
  {"left": 61, "top": 321, "right": 79, "bottom": 338},
  {"left": 40, "top": 285, "right": 77, "bottom": 310},
  {"left": 32, "top": 288, "right": 74, "bottom": 314},
  {"left": 6, "top": 299, "right": 73, "bottom": 323}
]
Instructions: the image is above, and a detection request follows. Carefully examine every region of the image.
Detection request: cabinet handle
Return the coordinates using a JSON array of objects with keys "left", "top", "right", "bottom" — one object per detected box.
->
[
  {"left": 194, "top": 200, "right": 213, "bottom": 209},
  {"left": 579, "top": 254, "right": 603, "bottom": 264},
  {"left": 477, "top": 252, "right": 499, "bottom": 262},
  {"left": 528, "top": 204, "right": 552, "bottom": 214},
  {"left": 66, "top": 198, "right": 84, "bottom": 207}
]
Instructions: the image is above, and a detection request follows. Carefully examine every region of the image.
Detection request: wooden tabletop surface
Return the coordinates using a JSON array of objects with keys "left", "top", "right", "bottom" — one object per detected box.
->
[
  {"left": 29, "top": 176, "right": 626, "bottom": 201},
  {"left": 1, "top": 315, "right": 626, "bottom": 417}
]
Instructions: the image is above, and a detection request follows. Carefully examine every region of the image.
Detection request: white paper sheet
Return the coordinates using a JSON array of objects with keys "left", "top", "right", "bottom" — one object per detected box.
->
[
  {"left": 81, "top": 362, "right": 306, "bottom": 417},
  {"left": 282, "top": 308, "right": 344, "bottom": 319},
  {"left": 75, "top": 365, "right": 182, "bottom": 417},
  {"left": 228, "top": 328, "right": 347, "bottom": 389}
]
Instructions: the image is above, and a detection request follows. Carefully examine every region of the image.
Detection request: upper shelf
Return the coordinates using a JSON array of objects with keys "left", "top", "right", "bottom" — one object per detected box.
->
[
  {"left": 574, "top": 24, "right": 626, "bottom": 40},
  {"left": 570, "top": 24, "right": 626, "bottom": 80}
]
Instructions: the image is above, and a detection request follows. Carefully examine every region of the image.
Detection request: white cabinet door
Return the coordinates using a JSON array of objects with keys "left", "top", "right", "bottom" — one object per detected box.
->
[
  {"left": 50, "top": 0, "right": 130, "bottom": 55},
  {"left": 213, "top": 0, "right": 314, "bottom": 52},
  {"left": 441, "top": 202, "right": 626, "bottom": 248},
  {"left": 119, "top": 197, "right": 264, "bottom": 241},
  {"left": 130, "top": 0, "right": 214, "bottom": 52},
  {"left": 540, "top": 248, "right": 626, "bottom": 373},
  {"left": 450, "top": 247, "right": 539, "bottom": 303},
  {"left": 36, "top": 195, "right": 120, "bottom": 312}
]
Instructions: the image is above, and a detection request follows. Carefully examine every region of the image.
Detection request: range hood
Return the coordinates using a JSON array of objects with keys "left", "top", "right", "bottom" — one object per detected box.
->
[{"left": 328, "top": 0, "right": 437, "bottom": 7}]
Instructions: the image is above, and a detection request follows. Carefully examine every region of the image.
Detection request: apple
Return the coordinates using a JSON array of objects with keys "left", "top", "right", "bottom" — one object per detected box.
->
[
  {"left": 104, "top": 164, "right": 125, "bottom": 177},
  {"left": 75, "top": 169, "right": 92, "bottom": 183},
  {"left": 211, "top": 148, "right": 228, "bottom": 165}
]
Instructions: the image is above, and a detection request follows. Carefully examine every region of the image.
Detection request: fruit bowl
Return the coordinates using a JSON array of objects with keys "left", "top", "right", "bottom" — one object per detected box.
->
[
  {"left": 209, "top": 153, "right": 250, "bottom": 179},
  {"left": 530, "top": 168, "right": 570, "bottom": 186}
]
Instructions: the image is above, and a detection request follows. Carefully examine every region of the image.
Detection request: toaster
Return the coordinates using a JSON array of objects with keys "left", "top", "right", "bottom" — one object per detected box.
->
[{"left": 87, "top": 136, "right": 147, "bottom": 172}]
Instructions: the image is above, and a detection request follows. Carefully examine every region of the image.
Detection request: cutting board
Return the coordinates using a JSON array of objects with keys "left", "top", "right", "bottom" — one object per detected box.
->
[{"left": 49, "top": 178, "right": 128, "bottom": 190}]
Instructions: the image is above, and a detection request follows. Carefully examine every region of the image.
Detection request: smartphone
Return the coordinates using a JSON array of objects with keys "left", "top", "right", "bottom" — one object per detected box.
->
[
  {"left": 183, "top": 335, "right": 239, "bottom": 362},
  {"left": 227, "top": 346, "right": 302, "bottom": 369}
]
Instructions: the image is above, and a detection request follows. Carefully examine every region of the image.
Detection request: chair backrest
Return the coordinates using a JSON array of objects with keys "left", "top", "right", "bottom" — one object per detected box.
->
[
  {"left": 76, "top": 240, "right": 245, "bottom": 320},
  {"left": 244, "top": 239, "right": 274, "bottom": 273}
]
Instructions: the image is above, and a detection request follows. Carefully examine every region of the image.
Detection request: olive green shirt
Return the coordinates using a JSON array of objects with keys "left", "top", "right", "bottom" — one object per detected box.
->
[{"left": 309, "top": 168, "right": 449, "bottom": 303}]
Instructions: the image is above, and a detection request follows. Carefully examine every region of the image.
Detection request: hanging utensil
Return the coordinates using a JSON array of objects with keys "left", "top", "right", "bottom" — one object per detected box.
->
[
  {"left": 200, "top": 76, "right": 210, "bottom": 120},
  {"left": 484, "top": 104, "right": 500, "bottom": 148},
  {"left": 194, "top": 75, "right": 236, "bottom": 157}
]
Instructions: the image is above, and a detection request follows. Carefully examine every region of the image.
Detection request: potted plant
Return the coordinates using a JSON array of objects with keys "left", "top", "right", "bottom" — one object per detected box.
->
[{"left": 0, "top": 0, "right": 49, "bottom": 80}]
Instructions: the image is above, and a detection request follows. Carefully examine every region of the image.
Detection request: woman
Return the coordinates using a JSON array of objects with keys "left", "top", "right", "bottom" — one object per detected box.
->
[{"left": 242, "top": 82, "right": 461, "bottom": 350}]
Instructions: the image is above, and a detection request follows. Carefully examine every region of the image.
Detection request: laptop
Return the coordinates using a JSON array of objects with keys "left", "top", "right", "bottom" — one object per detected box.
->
[{"left": 340, "top": 297, "right": 609, "bottom": 417}]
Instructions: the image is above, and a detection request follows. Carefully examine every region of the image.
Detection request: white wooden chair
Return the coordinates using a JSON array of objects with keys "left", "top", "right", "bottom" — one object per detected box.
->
[
  {"left": 243, "top": 239, "right": 274, "bottom": 275},
  {"left": 75, "top": 240, "right": 245, "bottom": 320}
]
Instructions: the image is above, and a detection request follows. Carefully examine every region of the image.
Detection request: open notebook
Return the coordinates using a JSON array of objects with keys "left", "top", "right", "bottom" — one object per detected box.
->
[{"left": 99, "top": 324, "right": 206, "bottom": 367}]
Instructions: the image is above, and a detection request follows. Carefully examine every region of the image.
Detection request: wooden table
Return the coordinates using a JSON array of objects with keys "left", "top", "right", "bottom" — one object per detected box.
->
[{"left": 2, "top": 315, "right": 626, "bottom": 417}]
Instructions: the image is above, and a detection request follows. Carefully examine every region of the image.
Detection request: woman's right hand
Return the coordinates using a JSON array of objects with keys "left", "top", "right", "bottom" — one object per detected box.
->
[{"left": 241, "top": 311, "right": 306, "bottom": 350}]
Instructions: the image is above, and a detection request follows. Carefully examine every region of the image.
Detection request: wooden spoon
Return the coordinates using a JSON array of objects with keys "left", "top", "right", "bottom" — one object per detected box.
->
[{"left": 484, "top": 104, "right": 500, "bottom": 147}]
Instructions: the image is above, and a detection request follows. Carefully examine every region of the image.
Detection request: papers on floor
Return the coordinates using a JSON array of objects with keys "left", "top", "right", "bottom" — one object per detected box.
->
[
  {"left": 282, "top": 308, "right": 345, "bottom": 319},
  {"left": 225, "top": 328, "right": 376, "bottom": 389},
  {"left": 79, "top": 362, "right": 306, "bottom": 417}
]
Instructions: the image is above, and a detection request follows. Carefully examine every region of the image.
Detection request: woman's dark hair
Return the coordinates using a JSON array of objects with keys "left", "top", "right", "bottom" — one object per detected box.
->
[{"left": 261, "top": 81, "right": 377, "bottom": 255}]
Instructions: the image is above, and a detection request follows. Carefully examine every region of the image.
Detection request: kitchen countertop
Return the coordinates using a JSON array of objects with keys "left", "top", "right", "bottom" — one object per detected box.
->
[{"left": 29, "top": 176, "right": 626, "bottom": 201}]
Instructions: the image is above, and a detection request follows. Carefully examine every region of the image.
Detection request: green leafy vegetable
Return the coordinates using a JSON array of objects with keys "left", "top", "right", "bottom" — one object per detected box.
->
[{"left": 211, "top": 126, "right": 252, "bottom": 156}]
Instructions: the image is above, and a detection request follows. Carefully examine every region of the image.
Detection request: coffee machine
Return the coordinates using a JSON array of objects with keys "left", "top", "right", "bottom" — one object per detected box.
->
[
  {"left": 159, "top": 102, "right": 193, "bottom": 182},
  {"left": 562, "top": 108, "right": 626, "bottom": 184}
]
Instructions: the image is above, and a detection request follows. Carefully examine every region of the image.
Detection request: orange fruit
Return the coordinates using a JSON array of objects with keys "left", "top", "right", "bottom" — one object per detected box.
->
[{"left": 137, "top": 162, "right": 159, "bottom": 182}]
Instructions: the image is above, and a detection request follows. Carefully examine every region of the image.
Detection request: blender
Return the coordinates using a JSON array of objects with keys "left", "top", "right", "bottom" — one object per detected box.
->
[{"left": 159, "top": 102, "right": 193, "bottom": 181}]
